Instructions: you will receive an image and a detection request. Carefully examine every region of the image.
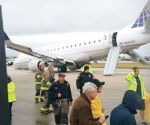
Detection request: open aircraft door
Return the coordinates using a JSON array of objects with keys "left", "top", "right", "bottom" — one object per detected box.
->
[{"left": 103, "top": 32, "right": 122, "bottom": 75}]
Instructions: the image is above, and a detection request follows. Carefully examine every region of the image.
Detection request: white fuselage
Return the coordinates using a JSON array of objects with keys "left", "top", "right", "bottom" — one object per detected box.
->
[{"left": 13, "top": 27, "right": 150, "bottom": 69}]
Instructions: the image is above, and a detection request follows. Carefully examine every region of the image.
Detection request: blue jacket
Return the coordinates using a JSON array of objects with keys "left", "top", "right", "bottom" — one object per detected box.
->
[
  {"left": 48, "top": 80, "right": 73, "bottom": 104},
  {"left": 110, "top": 90, "right": 142, "bottom": 125}
]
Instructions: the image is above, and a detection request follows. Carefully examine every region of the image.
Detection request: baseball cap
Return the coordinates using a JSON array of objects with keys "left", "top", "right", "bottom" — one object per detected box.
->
[
  {"left": 91, "top": 79, "right": 105, "bottom": 88},
  {"left": 58, "top": 73, "right": 66, "bottom": 77}
]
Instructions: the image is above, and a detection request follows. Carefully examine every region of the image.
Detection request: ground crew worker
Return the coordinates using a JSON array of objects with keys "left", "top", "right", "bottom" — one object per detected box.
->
[
  {"left": 48, "top": 73, "right": 73, "bottom": 125},
  {"left": 7, "top": 75, "right": 16, "bottom": 124},
  {"left": 125, "top": 67, "right": 149, "bottom": 125},
  {"left": 40, "top": 65, "right": 55, "bottom": 114},
  {"left": 81, "top": 63, "right": 93, "bottom": 74},
  {"left": 35, "top": 62, "right": 45, "bottom": 103},
  {"left": 76, "top": 66, "right": 94, "bottom": 93},
  {"left": 91, "top": 79, "right": 107, "bottom": 125}
]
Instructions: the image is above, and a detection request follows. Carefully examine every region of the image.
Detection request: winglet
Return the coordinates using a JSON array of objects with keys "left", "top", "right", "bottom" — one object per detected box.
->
[{"left": 4, "top": 32, "right": 10, "bottom": 41}]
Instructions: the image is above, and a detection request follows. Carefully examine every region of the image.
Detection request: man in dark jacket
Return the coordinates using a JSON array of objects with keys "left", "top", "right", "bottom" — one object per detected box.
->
[
  {"left": 48, "top": 73, "right": 73, "bottom": 125},
  {"left": 110, "top": 90, "right": 142, "bottom": 125},
  {"left": 76, "top": 66, "right": 94, "bottom": 93},
  {"left": 70, "top": 82, "right": 105, "bottom": 125}
]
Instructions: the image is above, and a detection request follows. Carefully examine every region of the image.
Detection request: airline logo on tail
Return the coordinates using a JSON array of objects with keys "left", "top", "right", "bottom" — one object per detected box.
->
[{"left": 132, "top": 0, "right": 150, "bottom": 28}]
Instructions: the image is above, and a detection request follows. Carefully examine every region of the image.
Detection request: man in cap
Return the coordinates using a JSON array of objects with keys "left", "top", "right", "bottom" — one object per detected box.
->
[
  {"left": 48, "top": 73, "right": 73, "bottom": 125},
  {"left": 91, "top": 79, "right": 107, "bottom": 125},
  {"left": 76, "top": 65, "right": 94, "bottom": 93},
  {"left": 34, "top": 62, "right": 45, "bottom": 103}
]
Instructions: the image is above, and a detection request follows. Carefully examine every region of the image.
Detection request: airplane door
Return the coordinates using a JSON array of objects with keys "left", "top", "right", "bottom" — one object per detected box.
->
[
  {"left": 103, "top": 33, "right": 112, "bottom": 48},
  {"left": 112, "top": 32, "right": 118, "bottom": 47}
]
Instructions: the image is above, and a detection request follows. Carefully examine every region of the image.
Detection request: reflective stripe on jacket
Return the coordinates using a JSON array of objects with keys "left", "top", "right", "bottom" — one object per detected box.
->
[
  {"left": 35, "top": 69, "right": 45, "bottom": 85},
  {"left": 41, "top": 71, "right": 54, "bottom": 90}
]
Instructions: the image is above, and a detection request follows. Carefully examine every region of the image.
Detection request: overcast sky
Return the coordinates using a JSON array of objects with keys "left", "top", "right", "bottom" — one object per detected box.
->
[{"left": 0, "top": 0, "right": 149, "bottom": 56}]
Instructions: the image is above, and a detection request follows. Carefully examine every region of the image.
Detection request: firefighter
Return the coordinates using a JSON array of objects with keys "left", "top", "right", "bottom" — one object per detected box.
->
[
  {"left": 35, "top": 62, "right": 45, "bottom": 103},
  {"left": 40, "top": 65, "right": 55, "bottom": 114}
]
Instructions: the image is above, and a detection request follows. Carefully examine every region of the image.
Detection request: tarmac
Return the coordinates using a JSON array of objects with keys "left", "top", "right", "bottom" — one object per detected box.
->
[{"left": 7, "top": 66, "right": 150, "bottom": 125}]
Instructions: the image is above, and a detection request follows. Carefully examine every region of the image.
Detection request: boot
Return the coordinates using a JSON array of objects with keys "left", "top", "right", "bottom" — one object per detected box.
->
[
  {"left": 35, "top": 99, "right": 39, "bottom": 103},
  {"left": 47, "top": 107, "right": 53, "bottom": 113},
  {"left": 40, "top": 99, "right": 44, "bottom": 102},
  {"left": 40, "top": 110, "right": 49, "bottom": 115}
]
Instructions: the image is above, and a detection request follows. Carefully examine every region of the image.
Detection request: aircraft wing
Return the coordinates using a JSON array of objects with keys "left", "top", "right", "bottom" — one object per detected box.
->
[
  {"left": 4, "top": 32, "right": 75, "bottom": 65},
  {"left": 127, "top": 50, "right": 150, "bottom": 65},
  {"left": 36, "top": 51, "right": 75, "bottom": 65},
  {"left": 5, "top": 33, "right": 40, "bottom": 58}
]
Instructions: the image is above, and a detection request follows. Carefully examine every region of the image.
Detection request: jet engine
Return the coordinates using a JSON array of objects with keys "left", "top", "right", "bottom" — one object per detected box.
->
[{"left": 28, "top": 60, "right": 42, "bottom": 71}]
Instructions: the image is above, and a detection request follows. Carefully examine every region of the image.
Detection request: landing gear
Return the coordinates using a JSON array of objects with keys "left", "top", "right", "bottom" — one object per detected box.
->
[{"left": 58, "top": 64, "right": 67, "bottom": 73}]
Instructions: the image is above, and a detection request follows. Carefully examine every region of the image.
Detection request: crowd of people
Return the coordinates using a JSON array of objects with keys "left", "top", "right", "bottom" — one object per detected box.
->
[{"left": 7, "top": 63, "right": 149, "bottom": 125}]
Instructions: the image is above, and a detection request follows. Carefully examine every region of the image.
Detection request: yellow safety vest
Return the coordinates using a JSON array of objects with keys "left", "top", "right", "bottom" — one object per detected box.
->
[
  {"left": 8, "top": 82, "right": 16, "bottom": 102},
  {"left": 125, "top": 72, "right": 148, "bottom": 99},
  {"left": 81, "top": 65, "right": 93, "bottom": 74}
]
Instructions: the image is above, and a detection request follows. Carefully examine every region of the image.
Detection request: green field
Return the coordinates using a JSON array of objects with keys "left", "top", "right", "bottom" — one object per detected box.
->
[{"left": 91, "top": 62, "right": 150, "bottom": 69}]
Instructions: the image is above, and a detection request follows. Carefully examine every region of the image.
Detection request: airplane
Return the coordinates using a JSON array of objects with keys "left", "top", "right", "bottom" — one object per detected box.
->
[{"left": 4, "top": 0, "right": 150, "bottom": 75}]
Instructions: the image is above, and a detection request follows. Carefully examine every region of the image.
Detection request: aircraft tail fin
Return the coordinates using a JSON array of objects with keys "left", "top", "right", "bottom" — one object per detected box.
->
[
  {"left": 143, "top": 16, "right": 150, "bottom": 33},
  {"left": 131, "top": 0, "right": 150, "bottom": 29}
]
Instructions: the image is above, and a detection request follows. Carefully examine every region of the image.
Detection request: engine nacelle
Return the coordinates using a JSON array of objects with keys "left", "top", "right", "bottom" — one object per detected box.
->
[{"left": 28, "top": 60, "right": 42, "bottom": 71}]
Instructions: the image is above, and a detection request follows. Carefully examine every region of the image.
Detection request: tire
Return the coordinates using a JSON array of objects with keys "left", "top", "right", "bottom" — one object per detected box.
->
[
  {"left": 58, "top": 66, "right": 61, "bottom": 73},
  {"left": 58, "top": 65, "right": 67, "bottom": 73}
]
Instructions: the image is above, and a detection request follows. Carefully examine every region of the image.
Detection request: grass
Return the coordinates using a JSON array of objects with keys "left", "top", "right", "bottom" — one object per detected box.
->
[{"left": 91, "top": 62, "right": 150, "bottom": 69}]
